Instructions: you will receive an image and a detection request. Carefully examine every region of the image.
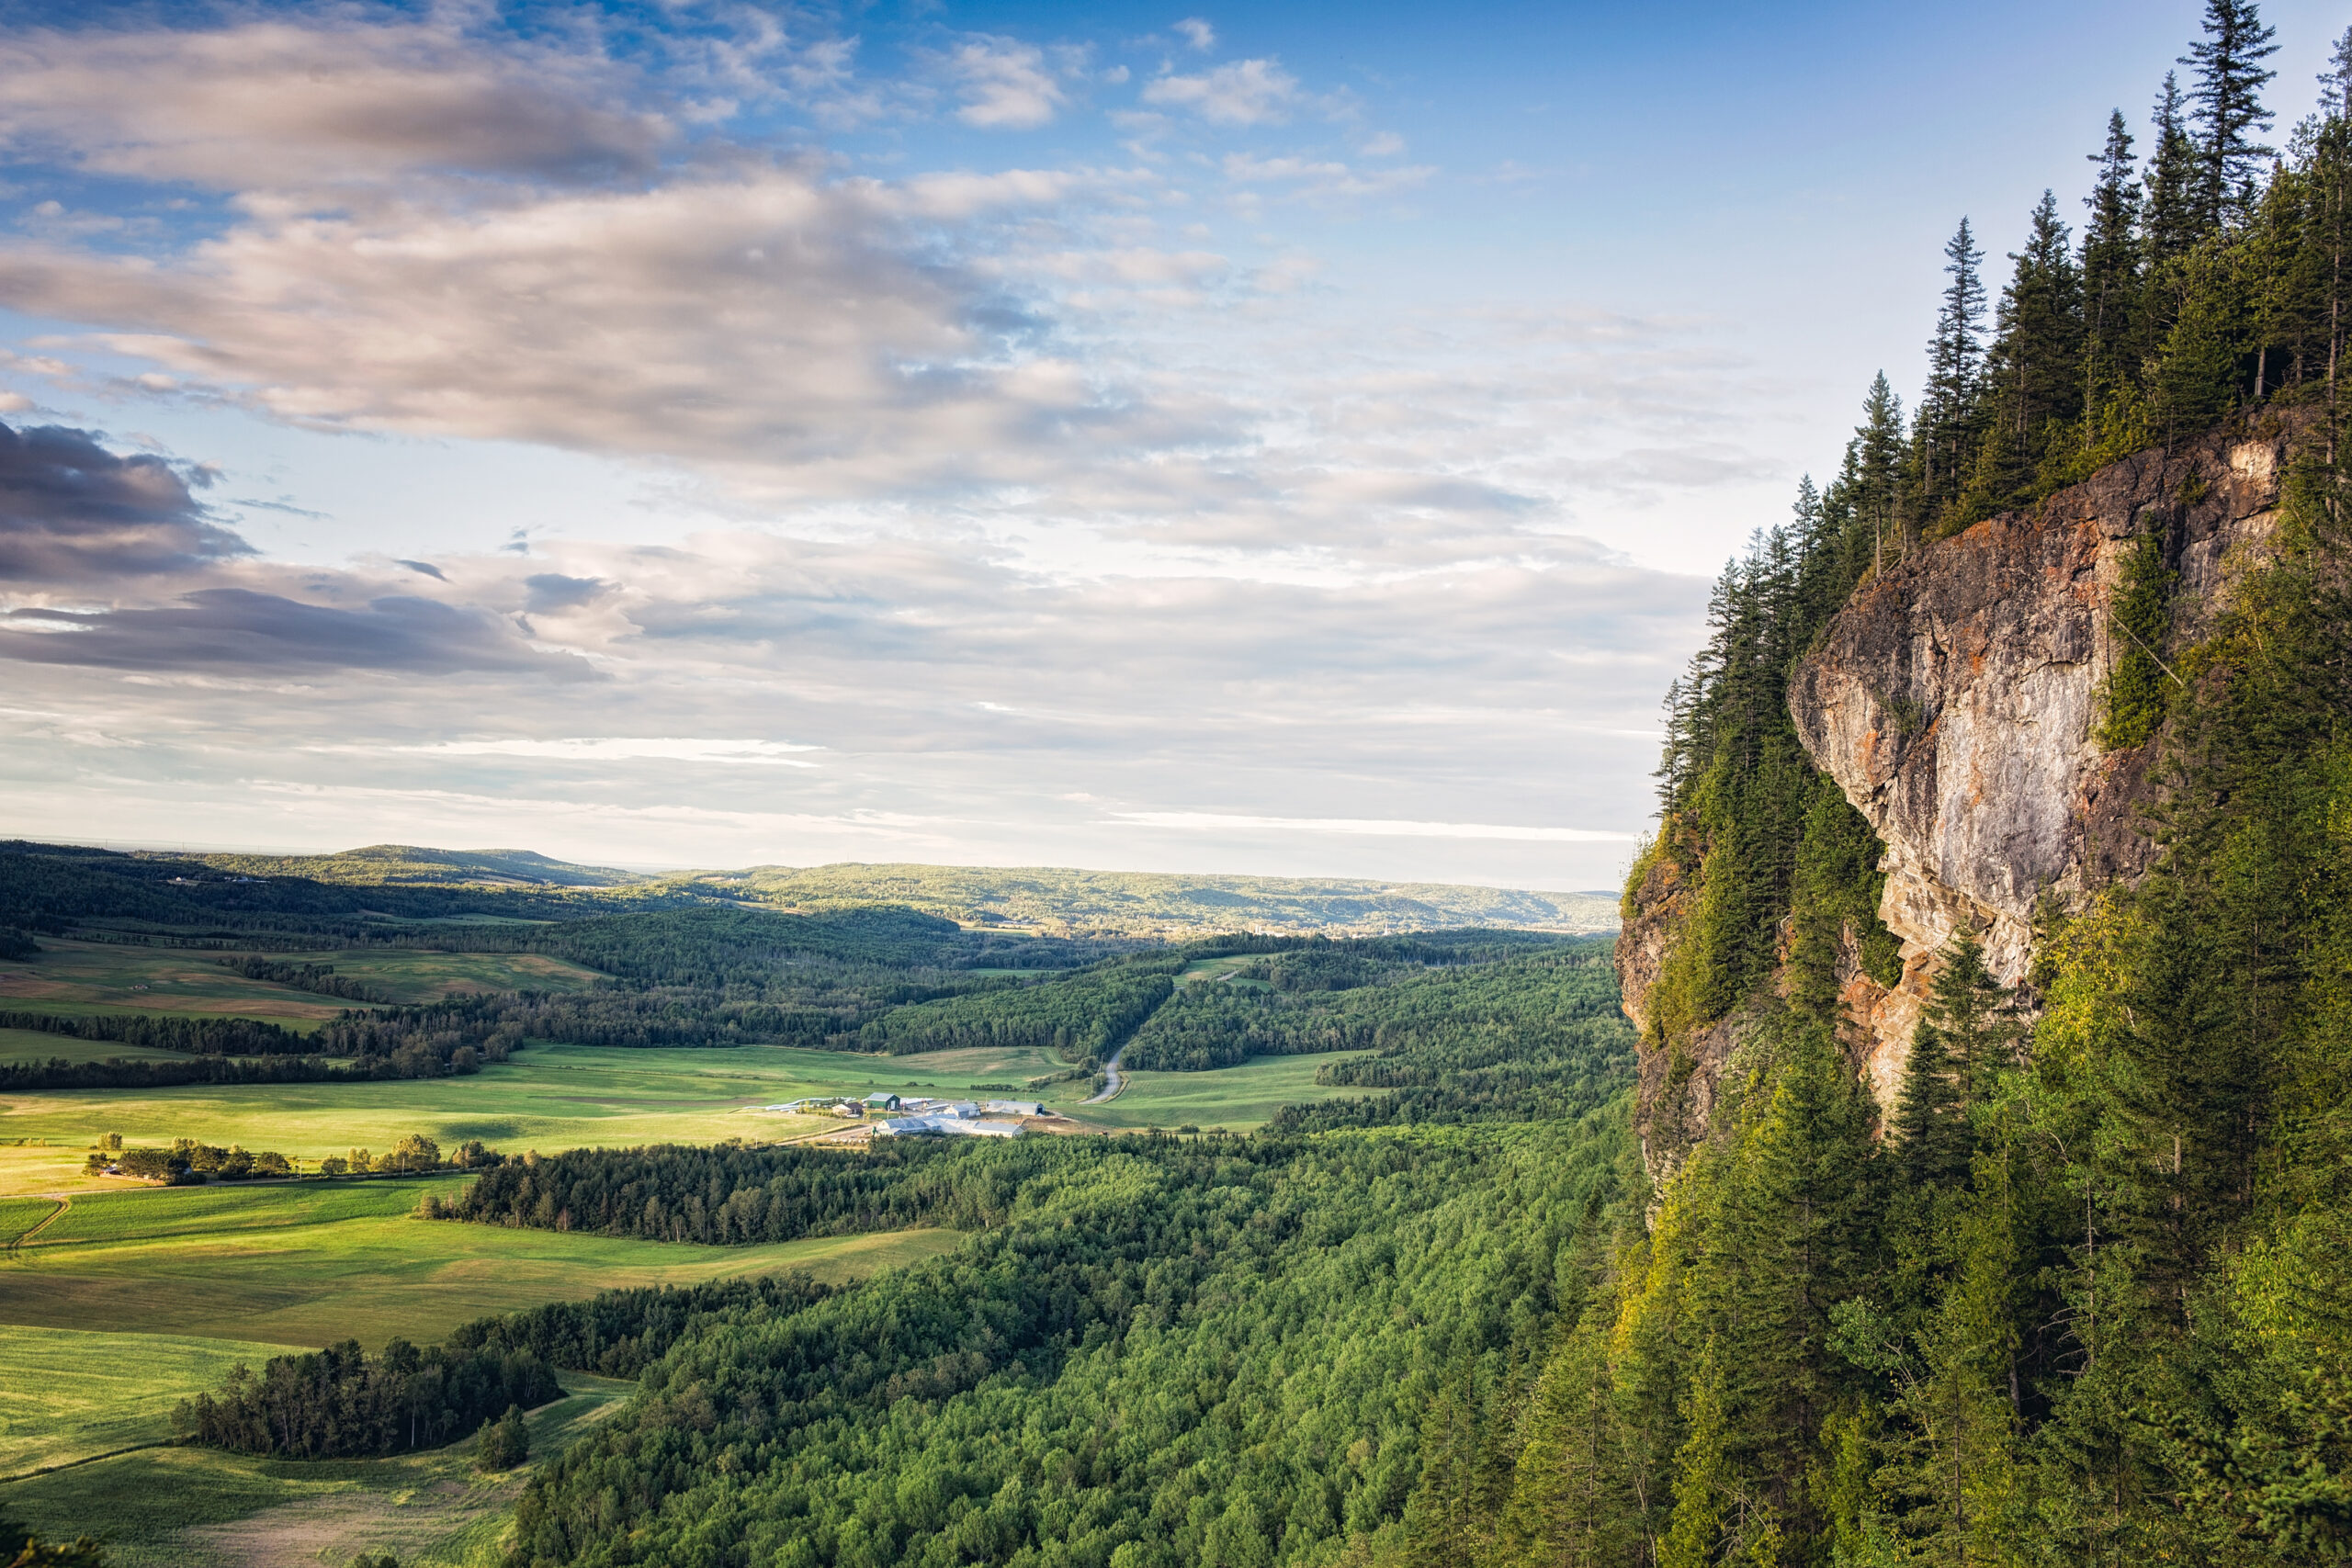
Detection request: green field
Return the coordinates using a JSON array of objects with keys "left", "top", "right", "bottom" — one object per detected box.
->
[
  {"left": 0, "top": 1025, "right": 1390, "bottom": 1196},
  {"left": 1083, "top": 1050, "right": 1375, "bottom": 1132},
  {"left": 0, "top": 941, "right": 351, "bottom": 1024},
  {"left": 0, "top": 1325, "right": 308, "bottom": 1478},
  {"left": 0, "top": 1029, "right": 188, "bottom": 1066},
  {"left": 31, "top": 1179, "right": 425, "bottom": 1247},
  {"left": 0, "top": 939, "right": 606, "bottom": 1024},
  {"left": 0, "top": 1177, "right": 965, "bottom": 1348},
  {"left": 2, "top": 1368, "right": 637, "bottom": 1567},
  {"left": 0, "top": 1040, "right": 1109, "bottom": 1191},
  {"left": 301, "top": 948, "right": 605, "bottom": 1003}
]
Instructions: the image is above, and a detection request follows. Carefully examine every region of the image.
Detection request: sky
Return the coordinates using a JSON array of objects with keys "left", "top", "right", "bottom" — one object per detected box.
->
[{"left": 0, "top": 0, "right": 2344, "bottom": 889}]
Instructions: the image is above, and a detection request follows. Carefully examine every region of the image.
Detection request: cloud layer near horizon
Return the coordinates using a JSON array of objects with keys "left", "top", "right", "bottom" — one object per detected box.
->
[{"left": 0, "top": 4, "right": 1753, "bottom": 884}]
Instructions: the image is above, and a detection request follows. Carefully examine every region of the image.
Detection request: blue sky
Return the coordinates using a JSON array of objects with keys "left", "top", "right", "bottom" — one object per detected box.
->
[{"left": 0, "top": 0, "right": 2342, "bottom": 886}]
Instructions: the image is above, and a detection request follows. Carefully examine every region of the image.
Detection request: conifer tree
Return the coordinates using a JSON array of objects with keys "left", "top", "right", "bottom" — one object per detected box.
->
[
  {"left": 2324, "top": 25, "right": 2352, "bottom": 122},
  {"left": 1853, "top": 372, "right": 1905, "bottom": 577},
  {"left": 2181, "top": 0, "right": 2279, "bottom": 228},
  {"left": 1893, "top": 1014, "right": 1968, "bottom": 1192},
  {"left": 1917, "top": 220, "right": 1988, "bottom": 527},
  {"left": 2145, "top": 73, "right": 2204, "bottom": 269},
  {"left": 2082, "top": 110, "right": 2143, "bottom": 411},
  {"left": 1966, "top": 191, "right": 2085, "bottom": 513}
]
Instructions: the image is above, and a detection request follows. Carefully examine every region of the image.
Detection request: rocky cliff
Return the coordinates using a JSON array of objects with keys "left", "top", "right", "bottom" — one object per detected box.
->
[
  {"left": 1788, "top": 416, "right": 2299, "bottom": 1109},
  {"left": 1618, "top": 413, "right": 2304, "bottom": 1145}
]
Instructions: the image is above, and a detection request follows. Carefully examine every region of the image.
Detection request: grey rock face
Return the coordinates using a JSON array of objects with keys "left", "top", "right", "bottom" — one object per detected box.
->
[{"left": 1788, "top": 417, "right": 2297, "bottom": 1109}]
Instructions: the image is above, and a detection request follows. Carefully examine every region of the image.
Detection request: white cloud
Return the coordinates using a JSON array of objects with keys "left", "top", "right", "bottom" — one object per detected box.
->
[
  {"left": 1142, "top": 59, "right": 1299, "bottom": 126},
  {"left": 1173, "top": 18, "right": 1217, "bottom": 51},
  {"left": 1221, "top": 152, "right": 1436, "bottom": 199},
  {"left": 0, "top": 20, "right": 671, "bottom": 187},
  {"left": 944, "top": 37, "right": 1066, "bottom": 130},
  {"left": 0, "top": 166, "right": 1185, "bottom": 500},
  {"left": 376, "top": 738, "right": 823, "bottom": 766},
  {"left": 1111, "top": 813, "right": 1639, "bottom": 841}
]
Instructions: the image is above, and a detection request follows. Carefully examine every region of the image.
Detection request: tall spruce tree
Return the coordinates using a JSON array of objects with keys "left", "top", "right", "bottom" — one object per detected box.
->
[
  {"left": 2324, "top": 24, "right": 2352, "bottom": 121},
  {"left": 2082, "top": 110, "right": 2143, "bottom": 411},
  {"left": 2145, "top": 73, "right": 2204, "bottom": 268},
  {"left": 1853, "top": 372, "right": 1905, "bottom": 578},
  {"left": 1966, "top": 190, "right": 2085, "bottom": 513},
  {"left": 1917, "top": 219, "right": 1988, "bottom": 527},
  {"left": 2181, "top": 0, "right": 2279, "bottom": 228}
]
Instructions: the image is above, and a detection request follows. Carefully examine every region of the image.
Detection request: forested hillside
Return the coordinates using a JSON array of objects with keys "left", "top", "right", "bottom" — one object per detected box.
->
[{"left": 1533, "top": 6, "right": 2352, "bottom": 1564}]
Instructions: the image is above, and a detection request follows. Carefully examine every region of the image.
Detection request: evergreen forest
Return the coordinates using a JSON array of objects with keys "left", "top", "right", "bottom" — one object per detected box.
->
[{"left": 14, "top": 6, "right": 2352, "bottom": 1568}]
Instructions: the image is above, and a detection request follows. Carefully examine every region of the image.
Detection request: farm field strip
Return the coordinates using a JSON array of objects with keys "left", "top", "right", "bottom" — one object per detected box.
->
[
  {"left": 0, "top": 1325, "right": 312, "bottom": 1478},
  {"left": 0, "top": 939, "right": 608, "bottom": 1023},
  {"left": 0, "top": 1040, "right": 1095, "bottom": 1168},
  {"left": 1, "top": 1370, "right": 638, "bottom": 1568},
  {"left": 29, "top": 1179, "right": 433, "bottom": 1247},
  {"left": 0, "top": 1193, "right": 969, "bottom": 1348},
  {"left": 1074, "top": 1049, "right": 1378, "bottom": 1132},
  {"left": 0, "top": 1028, "right": 189, "bottom": 1065}
]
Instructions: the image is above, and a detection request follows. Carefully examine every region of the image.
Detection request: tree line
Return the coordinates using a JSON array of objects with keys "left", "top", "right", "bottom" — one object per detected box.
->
[
  {"left": 433, "top": 1139, "right": 1030, "bottom": 1245},
  {"left": 216, "top": 955, "right": 387, "bottom": 1003},
  {"left": 854, "top": 955, "right": 1182, "bottom": 1061},
  {"left": 175, "top": 1337, "right": 562, "bottom": 1460}
]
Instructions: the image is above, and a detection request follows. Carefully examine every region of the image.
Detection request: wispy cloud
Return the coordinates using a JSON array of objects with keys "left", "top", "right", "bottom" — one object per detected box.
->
[
  {"left": 375, "top": 738, "right": 821, "bottom": 767},
  {"left": 1111, "top": 813, "right": 1638, "bottom": 841},
  {"left": 943, "top": 36, "right": 1067, "bottom": 130},
  {"left": 1142, "top": 59, "right": 1300, "bottom": 126}
]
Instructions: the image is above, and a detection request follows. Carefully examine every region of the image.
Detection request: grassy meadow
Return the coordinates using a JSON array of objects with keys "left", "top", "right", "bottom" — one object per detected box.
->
[
  {"left": 1084, "top": 1050, "right": 1375, "bottom": 1132},
  {"left": 0, "top": 1029, "right": 187, "bottom": 1066},
  {"left": 0, "top": 1176, "right": 966, "bottom": 1348},
  {"left": 0, "top": 1325, "right": 309, "bottom": 1478},
  {"left": 3, "top": 1369, "right": 638, "bottom": 1568},
  {"left": 0, "top": 1039, "right": 1112, "bottom": 1192}
]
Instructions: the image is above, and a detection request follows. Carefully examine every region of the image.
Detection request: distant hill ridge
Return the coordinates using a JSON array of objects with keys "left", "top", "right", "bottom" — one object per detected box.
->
[
  {"left": 156, "top": 846, "right": 1618, "bottom": 936},
  {"left": 711, "top": 862, "right": 1618, "bottom": 938},
  {"left": 190, "top": 844, "right": 640, "bottom": 889}
]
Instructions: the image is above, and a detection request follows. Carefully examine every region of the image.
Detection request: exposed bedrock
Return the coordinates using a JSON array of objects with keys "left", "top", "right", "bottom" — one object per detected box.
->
[{"left": 1789, "top": 415, "right": 2300, "bottom": 1107}]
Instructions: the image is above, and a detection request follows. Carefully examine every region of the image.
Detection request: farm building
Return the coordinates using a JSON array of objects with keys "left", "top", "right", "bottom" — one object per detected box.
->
[{"left": 982, "top": 1100, "right": 1045, "bottom": 1117}]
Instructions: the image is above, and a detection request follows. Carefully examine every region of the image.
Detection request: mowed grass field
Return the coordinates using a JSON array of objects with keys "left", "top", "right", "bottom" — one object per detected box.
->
[
  {"left": 4, "top": 1369, "right": 638, "bottom": 1568},
  {"left": 0, "top": 1028, "right": 187, "bottom": 1066},
  {"left": 0, "top": 939, "right": 607, "bottom": 1024},
  {"left": 0, "top": 1176, "right": 966, "bottom": 1348},
  {"left": 0, "top": 1325, "right": 308, "bottom": 1478},
  {"left": 0, "top": 1039, "right": 1101, "bottom": 1192},
  {"left": 1083, "top": 1051, "right": 1377, "bottom": 1132},
  {"left": 0, "top": 1031, "right": 1386, "bottom": 1193}
]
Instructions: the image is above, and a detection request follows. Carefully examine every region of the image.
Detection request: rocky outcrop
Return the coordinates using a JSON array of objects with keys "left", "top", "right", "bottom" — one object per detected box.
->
[
  {"left": 1613, "top": 847, "right": 1738, "bottom": 1168},
  {"left": 1789, "top": 415, "right": 2301, "bottom": 1109}
]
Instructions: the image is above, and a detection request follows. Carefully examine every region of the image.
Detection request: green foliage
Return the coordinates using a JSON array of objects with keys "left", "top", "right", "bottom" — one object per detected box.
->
[
  {"left": 857, "top": 954, "right": 1181, "bottom": 1062},
  {"left": 174, "top": 1337, "right": 562, "bottom": 1460},
  {"left": 2098, "top": 533, "right": 2178, "bottom": 750},
  {"left": 504, "top": 1113, "right": 1639, "bottom": 1568},
  {"left": 1639, "top": 478, "right": 1905, "bottom": 1052},
  {"left": 474, "top": 1404, "right": 529, "bottom": 1472},
  {"left": 441, "top": 1139, "right": 1027, "bottom": 1244},
  {"left": 1123, "top": 938, "right": 1595, "bottom": 1073},
  {"left": 446, "top": 1275, "right": 836, "bottom": 1378}
]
